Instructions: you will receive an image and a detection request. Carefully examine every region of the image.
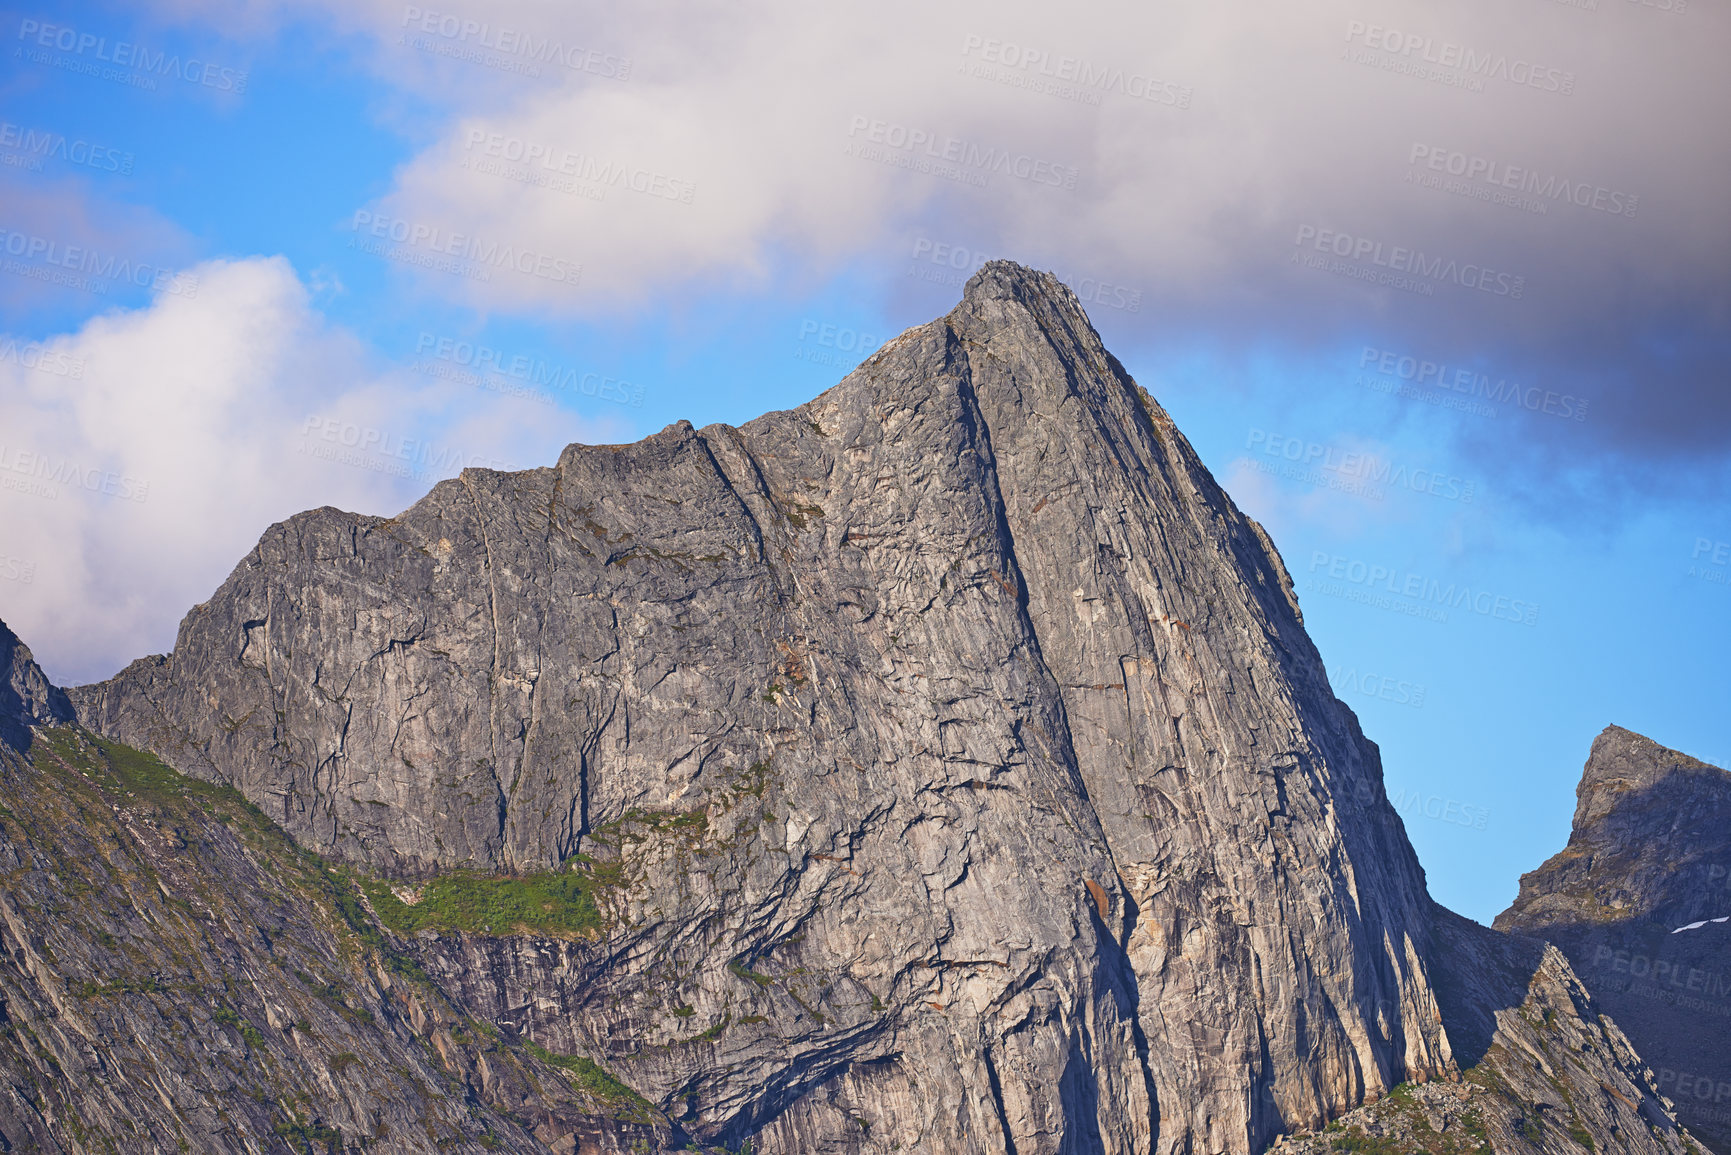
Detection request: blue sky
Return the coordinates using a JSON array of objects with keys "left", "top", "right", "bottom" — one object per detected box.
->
[{"left": 2, "top": 0, "right": 1727, "bottom": 924}]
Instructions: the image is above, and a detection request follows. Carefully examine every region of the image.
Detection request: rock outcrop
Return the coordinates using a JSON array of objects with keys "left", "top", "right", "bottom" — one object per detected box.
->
[
  {"left": 1280, "top": 907, "right": 1701, "bottom": 1155},
  {"left": 1497, "top": 726, "right": 1731, "bottom": 1153},
  {"left": 26, "top": 263, "right": 1697, "bottom": 1154},
  {"left": 0, "top": 618, "right": 72, "bottom": 750}
]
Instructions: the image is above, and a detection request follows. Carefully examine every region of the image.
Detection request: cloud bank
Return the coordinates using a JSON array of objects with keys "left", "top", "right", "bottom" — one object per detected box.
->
[{"left": 155, "top": 0, "right": 1731, "bottom": 467}]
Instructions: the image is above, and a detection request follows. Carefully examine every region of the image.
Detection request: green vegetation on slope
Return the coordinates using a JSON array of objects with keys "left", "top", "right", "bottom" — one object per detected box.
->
[
  {"left": 346, "top": 798, "right": 722, "bottom": 939},
  {"left": 41, "top": 725, "right": 261, "bottom": 816},
  {"left": 40, "top": 724, "right": 627, "bottom": 941},
  {"left": 523, "top": 1040, "right": 657, "bottom": 1122},
  {"left": 358, "top": 868, "right": 611, "bottom": 938},
  {"left": 1316, "top": 1082, "right": 1494, "bottom": 1155},
  {"left": 11, "top": 726, "right": 663, "bottom": 1136}
]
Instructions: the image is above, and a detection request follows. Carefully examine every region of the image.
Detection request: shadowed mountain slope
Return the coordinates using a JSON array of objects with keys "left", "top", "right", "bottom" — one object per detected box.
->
[{"left": 1498, "top": 726, "right": 1731, "bottom": 1153}]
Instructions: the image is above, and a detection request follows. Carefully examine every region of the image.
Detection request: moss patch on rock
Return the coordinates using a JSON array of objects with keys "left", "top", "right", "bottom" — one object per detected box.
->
[{"left": 357, "top": 868, "right": 612, "bottom": 938}]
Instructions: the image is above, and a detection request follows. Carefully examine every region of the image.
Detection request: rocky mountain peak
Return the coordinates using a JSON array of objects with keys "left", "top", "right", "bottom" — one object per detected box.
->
[
  {"left": 40, "top": 264, "right": 1705, "bottom": 1155},
  {"left": 1497, "top": 726, "right": 1731, "bottom": 1154},
  {"left": 1498, "top": 724, "right": 1731, "bottom": 933},
  {"left": 65, "top": 261, "right": 1448, "bottom": 1152},
  {"left": 0, "top": 616, "right": 73, "bottom": 750},
  {"left": 1573, "top": 723, "right": 1727, "bottom": 833}
]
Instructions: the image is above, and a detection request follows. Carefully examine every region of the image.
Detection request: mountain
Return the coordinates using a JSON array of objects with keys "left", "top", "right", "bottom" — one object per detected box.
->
[
  {"left": 0, "top": 262, "right": 1701, "bottom": 1154},
  {"left": 0, "top": 620, "right": 71, "bottom": 750},
  {"left": 0, "top": 617, "right": 680, "bottom": 1153},
  {"left": 1497, "top": 726, "right": 1731, "bottom": 1153},
  {"left": 63, "top": 261, "right": 1453, "bottom": 1152},
  {"left": 1279, "top": 908, "right": 1702, "bottom": 1155}
]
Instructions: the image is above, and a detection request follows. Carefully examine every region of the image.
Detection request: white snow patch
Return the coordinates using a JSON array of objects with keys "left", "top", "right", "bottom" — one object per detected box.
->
[{"left": 1671, "top": 916, "right": 1731, "bottom": 933}]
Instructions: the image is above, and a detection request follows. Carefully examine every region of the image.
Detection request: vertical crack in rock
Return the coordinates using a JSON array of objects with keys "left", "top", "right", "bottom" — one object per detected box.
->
[{"left": 460, "top": 468, "right": 512, "bottom": 866}]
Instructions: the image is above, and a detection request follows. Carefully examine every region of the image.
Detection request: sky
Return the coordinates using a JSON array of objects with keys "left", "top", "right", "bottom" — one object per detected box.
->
[{"left": 1, "top": 0, "right": 1727, "bottom": 925}]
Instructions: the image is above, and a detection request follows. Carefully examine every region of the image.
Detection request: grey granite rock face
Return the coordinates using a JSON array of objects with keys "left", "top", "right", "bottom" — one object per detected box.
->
[
  {"left": 0, "top": 617, "right": 73, "bottom": 749},
  {"left": 55, "top": 262, "right": 1591, "bottom": 1152},
  {"left": 1497, "top": 726, "right": 1731, "bottom": 1153}
]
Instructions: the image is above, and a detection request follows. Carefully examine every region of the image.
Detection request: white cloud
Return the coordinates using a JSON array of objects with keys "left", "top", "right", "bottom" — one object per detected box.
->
[
  {"left": 0, "top": 256, "right": 628, "bottom": 685},
  {"left": 109, "top": 0, "right": 1731, "bottom": 471},
  {"left": 138, "top": 0, "right": 1724, "bottom": 459},
  {"left": 176, "top": 0, "right": 1716, "bottom": 328}
]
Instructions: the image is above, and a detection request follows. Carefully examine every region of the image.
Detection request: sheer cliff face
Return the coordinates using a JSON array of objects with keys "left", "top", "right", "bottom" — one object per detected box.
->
[
  {"left": 71, "top": 263, "right": 1453, "bottom": 1154},
  {"left": 1498, "top": 727, "right": 1731, "bottom": 1154}
]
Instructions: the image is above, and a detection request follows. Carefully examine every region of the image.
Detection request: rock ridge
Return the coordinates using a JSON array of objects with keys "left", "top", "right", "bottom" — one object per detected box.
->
[
  {"left": 1498, "top": 725, "right": 1731, "bottom": 1153},
  {"left": 43, "top": 261, "right": 1685, "bottom": 1154},
  {"left": 0, "top": 617, "right": 73, "bottom": 749}
]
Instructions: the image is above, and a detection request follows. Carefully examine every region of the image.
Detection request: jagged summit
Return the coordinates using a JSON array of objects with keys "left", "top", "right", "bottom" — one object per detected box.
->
[
  {"left": 1497, "top": 726, "right": 1731, "bottom": 1154},
  {"left": 930, "top": 257, "right": 1079, "bottom": 321},
  {"left": 36, "top": 268, "right": 1702, "bottom": 1155},
  {"left": 1500, "top": 724, "right": 1731, "bottom": 932},
  {"left": 1571, "top": 723, "right": 1728, "bottom": 834},
  {"left": 0, "top": 616, "right": 73, "bottom": 750}
]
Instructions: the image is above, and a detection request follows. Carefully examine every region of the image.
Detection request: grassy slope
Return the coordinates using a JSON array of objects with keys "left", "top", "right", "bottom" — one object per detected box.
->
[{"left": 0, "top": 726, "right": 667, "bottom": 1153}]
